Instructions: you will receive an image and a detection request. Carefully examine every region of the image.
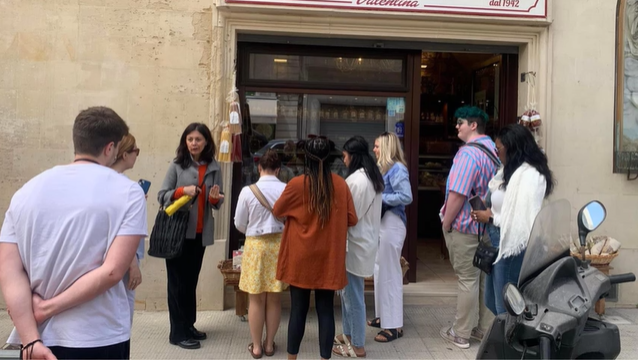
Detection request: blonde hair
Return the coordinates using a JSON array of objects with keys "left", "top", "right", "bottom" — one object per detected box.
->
[
  {"left": 116, "top": 134, "right": 136, "bottom": 161},
  {"left": 376, "top": 132, "right": 407, "bottom": 174}
]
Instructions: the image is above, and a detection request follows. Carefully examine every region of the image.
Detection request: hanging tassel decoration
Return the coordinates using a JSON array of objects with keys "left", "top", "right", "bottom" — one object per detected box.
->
[{"left": 217, "top": 122, "right": 233, "bottom": 163}]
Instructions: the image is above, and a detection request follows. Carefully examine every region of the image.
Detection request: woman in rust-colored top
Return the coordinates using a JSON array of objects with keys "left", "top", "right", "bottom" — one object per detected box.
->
[{"left": 273, "top": 136, "right": 357, "bottom": 360}]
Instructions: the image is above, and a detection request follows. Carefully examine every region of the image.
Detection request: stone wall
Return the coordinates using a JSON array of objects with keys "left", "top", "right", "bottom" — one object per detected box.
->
[{"left": 0, "top": 0, "right": 229, "bottom": 311}]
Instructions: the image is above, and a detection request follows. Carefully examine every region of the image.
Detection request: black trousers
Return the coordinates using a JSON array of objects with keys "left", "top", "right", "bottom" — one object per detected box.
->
[
  {"left": 48, "top": 340, "right": 130, "bottom": 360},
  {"left": 166, "top": 234, "right": 206, "bottom": 343},
  {"left": 287, "top": 286, "right": 335, "bottom": 360}
]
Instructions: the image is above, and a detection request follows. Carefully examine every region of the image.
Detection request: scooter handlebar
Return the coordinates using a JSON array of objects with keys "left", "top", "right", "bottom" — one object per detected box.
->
[{"left": 609, "top": 273, "right": 636, "bottom": 285}]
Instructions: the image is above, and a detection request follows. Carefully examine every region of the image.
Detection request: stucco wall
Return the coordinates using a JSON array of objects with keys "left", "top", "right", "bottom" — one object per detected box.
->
[
  {"left": 0, "top": 0, "right": 229, "bottom": 311},
  {"left": 549, "top": 0, "right": 638, "bottom": 306}
]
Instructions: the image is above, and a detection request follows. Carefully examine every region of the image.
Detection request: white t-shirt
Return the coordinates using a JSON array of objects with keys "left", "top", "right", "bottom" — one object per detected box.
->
[
  {"left": 345, "top": 169, "right": 382, "bottom": 278},
  {"left": 0, "top": 163, "right": 148, "bottom": 348},
  {"left": 234, "top": 175, "right": 286, "bottom": 237}
]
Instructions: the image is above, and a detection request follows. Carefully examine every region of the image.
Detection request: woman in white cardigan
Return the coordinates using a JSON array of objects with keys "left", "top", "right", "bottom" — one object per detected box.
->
[
  {"left": 471, "top": 124, "right": 554, "bottom": 315},
  {"left": 333, "top": 136, "right": 384, "bottom": 358}
]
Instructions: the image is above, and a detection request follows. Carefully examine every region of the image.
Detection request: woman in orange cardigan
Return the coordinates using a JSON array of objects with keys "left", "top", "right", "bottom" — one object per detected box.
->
[{"left": 273, "top": 136, "right": 357, "bottom": 360}]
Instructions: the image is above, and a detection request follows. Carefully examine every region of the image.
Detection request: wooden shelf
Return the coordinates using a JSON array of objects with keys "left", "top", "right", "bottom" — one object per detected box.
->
[
  {"left": 420, "top": 121, "right": 446, "bottom": 125},
  {"left": 320, "top": 118, "right": 384, "bottom": 124},
  {"left": 418, "top": 168, "right": 450, "bottom": 173},
  {"left": 419, "top": 155, "right": 453, "bottom": 159}
]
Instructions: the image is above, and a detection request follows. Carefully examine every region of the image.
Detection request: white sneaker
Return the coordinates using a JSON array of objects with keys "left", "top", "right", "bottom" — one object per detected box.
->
[{"left": 439, "top": 326, "right": 470, "bottom": 349}]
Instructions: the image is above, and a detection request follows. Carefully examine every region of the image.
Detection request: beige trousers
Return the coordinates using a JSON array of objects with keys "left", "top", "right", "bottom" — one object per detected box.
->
[{"left": 443, "top": 228, "right": 494, "bottom": 339}]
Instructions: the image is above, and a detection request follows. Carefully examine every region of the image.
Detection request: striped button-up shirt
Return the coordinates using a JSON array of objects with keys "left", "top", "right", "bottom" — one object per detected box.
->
[{"left": 443, "top": 136, "right": 498, "bottom": 235}]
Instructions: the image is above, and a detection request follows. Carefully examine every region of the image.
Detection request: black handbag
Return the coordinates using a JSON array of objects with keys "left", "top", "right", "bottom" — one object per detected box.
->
[
  {"left": 148, "top": 186, "right": 200, "bottom": 259},
  {"left": 473, "top": 223, "right": 498, "bottom": 275}
]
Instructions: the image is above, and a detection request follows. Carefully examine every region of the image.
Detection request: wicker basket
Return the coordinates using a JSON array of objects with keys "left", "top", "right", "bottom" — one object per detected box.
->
[
  {"left": 218, "top": 259, "right": 241, "bottom": 286},
  {"left": 570, "top": 252, "right": 619, "bottom": 265}
]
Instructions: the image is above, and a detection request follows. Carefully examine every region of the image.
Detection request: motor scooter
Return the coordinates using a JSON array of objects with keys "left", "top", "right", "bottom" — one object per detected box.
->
[{"left": 477, "top": 199, "right": 636, "bottom": 359}]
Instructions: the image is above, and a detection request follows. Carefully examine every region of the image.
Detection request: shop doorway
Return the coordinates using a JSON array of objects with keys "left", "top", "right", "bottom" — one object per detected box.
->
[
  {"left": 410, "top": 51, "right": 518, "bottom": 285},
  {"left": 229, "top": 39, "right": 519, "bottom": 286}
]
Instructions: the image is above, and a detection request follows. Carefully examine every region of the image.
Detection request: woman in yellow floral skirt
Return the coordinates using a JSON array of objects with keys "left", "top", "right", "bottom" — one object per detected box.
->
[{"left": 234, "top": 149, "right": 287, "bottom": 359}]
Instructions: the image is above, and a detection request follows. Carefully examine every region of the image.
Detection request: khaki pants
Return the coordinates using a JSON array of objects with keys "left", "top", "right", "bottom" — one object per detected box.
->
[{"left": 443, "top": 228, "right": 494, "bottom": 339}]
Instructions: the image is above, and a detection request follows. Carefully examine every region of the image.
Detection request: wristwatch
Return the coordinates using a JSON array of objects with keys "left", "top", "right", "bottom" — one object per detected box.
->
[{"left": 488, "top": 216, "right": 494, "bottom": 225}]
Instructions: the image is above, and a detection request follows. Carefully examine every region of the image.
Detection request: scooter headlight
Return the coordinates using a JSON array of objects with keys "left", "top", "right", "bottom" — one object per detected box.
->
[{"left": 503, "top": 283, "right": 525, "bottom": 316}]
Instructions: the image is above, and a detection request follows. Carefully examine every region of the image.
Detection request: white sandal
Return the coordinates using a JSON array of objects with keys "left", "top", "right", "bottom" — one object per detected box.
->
[{"left": 332, "top": 338, "right": 366, "bottom": 358}]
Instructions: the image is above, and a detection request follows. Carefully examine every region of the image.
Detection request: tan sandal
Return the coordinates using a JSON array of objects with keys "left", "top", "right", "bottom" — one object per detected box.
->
[
  {"left": 248, "top": 343, "right": 263, "bottom": 359},
  {"left": 263, "top": 341, "right": 276, "bottom": 357}
]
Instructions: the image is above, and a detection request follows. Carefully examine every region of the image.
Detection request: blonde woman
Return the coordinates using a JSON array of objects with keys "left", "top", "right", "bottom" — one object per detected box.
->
[
  {"left": 111, "top": 133, "right": 145, "bottom": 326},
  {"left": 368, "top": 131, "right": 413, "bottom": 343}
]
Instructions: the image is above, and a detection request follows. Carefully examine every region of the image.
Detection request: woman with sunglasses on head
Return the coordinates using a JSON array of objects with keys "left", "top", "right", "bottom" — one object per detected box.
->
[
  {"left": 273, "top": 135, "right": 358, "bottom": 360},
  {"left": 158, "top": 123, "right": 224, "bottom": 350},
  {"left": 471, "top": 124, "right": 554, "bottom": 315},
  {"left": 367, "top": 131, "right": 413, "bottom": 343},
  {"left": 111, "top": 133, "right": 145, "bottom": 326},
  {"left": 332, "top": 136, "right": 384, "bottom": 358}
]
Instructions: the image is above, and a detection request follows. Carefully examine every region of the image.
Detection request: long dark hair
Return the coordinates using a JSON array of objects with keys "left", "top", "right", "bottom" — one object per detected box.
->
[
  {"left": 174, "top": 123, "right": 216, "bottom": 169},
  {"left": 497, "top": 124, "right": 554, "bottom": 197},
  {"left": 343, "top": 136, "right": 384, "bottom": 194},
  {"left": 303, "top": 137, "right": 334, "bottom": 227}
]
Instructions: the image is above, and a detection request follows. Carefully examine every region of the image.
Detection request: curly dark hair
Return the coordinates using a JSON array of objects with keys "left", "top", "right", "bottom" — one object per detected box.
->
[
  {"left": 174, "top": 123, "right": 216, "bottom": 169},
  {"left": 497, "top": 123, "right": 554, "bottom": 197},
  {"left": 343, "top": 136, "right": 384, "bottom": 194},
  {"left": 304, "top": 137, "right": 335, "bottom": 228},
  {"left": 454, "top": 105, "right": 489, "bottom": 134}
]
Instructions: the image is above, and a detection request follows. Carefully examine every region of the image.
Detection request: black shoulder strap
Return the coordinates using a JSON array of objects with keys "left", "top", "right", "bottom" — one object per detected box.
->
[
  {"left": 465, "top": 142, "right": 500, "bottom": 198},
  {"left": 465, "top": 142, "right": 500, "bottom": 167}
]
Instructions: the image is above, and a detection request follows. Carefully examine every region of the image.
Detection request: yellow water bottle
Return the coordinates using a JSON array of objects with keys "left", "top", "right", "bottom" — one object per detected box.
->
[{"left": 165, "top": 195, "right": 192, "bottom": 216}]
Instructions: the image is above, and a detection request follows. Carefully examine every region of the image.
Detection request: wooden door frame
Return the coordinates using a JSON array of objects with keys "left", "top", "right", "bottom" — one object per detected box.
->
[{"left": 404, "top": 51, "right": 519, "bottom": 283}]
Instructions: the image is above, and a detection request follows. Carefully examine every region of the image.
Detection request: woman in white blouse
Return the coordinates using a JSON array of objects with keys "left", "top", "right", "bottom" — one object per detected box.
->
[
  {"left": 332, "top": 136, "right": 385, "bottom": 358},
  {"left": 234, "top": 150, "right": 287, "bottom": 358},
  {"left": 471, "top": 124, "right": 554, "bottom": 315}
]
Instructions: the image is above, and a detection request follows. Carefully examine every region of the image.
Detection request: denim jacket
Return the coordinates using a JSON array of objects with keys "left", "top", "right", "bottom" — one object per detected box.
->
[{"left": 382, "top": 163, "right": 413, "bottom": 226}]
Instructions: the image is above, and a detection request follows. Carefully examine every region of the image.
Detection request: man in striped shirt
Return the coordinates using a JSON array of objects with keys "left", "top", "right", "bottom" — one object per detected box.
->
[{"left": 439, "top": 106, "right": 498, "bottom": 349}]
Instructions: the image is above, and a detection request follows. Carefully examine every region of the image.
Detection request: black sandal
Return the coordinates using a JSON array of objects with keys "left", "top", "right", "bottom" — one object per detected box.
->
[
  {"left": 374, "top": 329, "right": 404, "bottom": 343},
  {"left": 367, "top": 317, "right": 381, "bottom": 328}
]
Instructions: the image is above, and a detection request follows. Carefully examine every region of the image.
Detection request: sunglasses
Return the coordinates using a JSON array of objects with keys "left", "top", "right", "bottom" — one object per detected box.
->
[
  {"left": 128, "top": 148, "right": 140, "bottom": 156},
  {"left": 307, "top": 134, "right": 327, "bottom": 140}
]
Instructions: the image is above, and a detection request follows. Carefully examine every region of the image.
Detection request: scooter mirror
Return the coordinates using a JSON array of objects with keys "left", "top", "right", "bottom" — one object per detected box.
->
[
  {"left": 503, "top": 283, "right": 525, "bottom": 317},
  {"left": 577, "top": 201, "right": 606, "bottom": 247}
]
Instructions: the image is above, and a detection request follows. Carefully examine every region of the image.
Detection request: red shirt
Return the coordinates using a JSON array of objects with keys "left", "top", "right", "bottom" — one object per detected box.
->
[{"left": 172, "top": 164, "right": 219, "bottom": 234}]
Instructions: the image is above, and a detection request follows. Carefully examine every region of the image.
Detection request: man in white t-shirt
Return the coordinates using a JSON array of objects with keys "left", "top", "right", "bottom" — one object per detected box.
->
[{"left": 0, "top": 107, "right": 148, "bottom": 360}]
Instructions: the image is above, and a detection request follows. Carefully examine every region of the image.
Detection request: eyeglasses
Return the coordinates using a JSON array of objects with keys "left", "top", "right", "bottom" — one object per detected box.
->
[
  {"left": 456, "top": 118, "right": 467, "bottom": 125},
  {"left": 128, "top": 148, "right": 140, "bottom": 156}
]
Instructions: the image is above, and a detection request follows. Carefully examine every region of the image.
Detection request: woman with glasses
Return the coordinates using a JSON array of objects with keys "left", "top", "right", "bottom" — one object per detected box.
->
[
  {"left": 471, "top": 124, "right": 554, "bottom": 315},
  {"left": 158, "top": 123, "right": 224, "bottom": 350},
  {"left": 273, "top": 136, "right": 358, "bottom": 360},
  {"left": 368, "top": 131, "right": 413, "bottom": 343},
  {"left": 332, "top": 136, "right": 384, "bottom": 358},
  {"left": 111, "top": 133, "right": 144, "bottom": 326}
]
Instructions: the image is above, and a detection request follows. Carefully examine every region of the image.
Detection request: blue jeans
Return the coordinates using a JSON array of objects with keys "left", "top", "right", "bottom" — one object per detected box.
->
[
  {"left": 484, "top": 225, "right": 526, "bottom": 315},
  {"left": 340, "top": 272, "right": 366, "bottom": 348}
]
